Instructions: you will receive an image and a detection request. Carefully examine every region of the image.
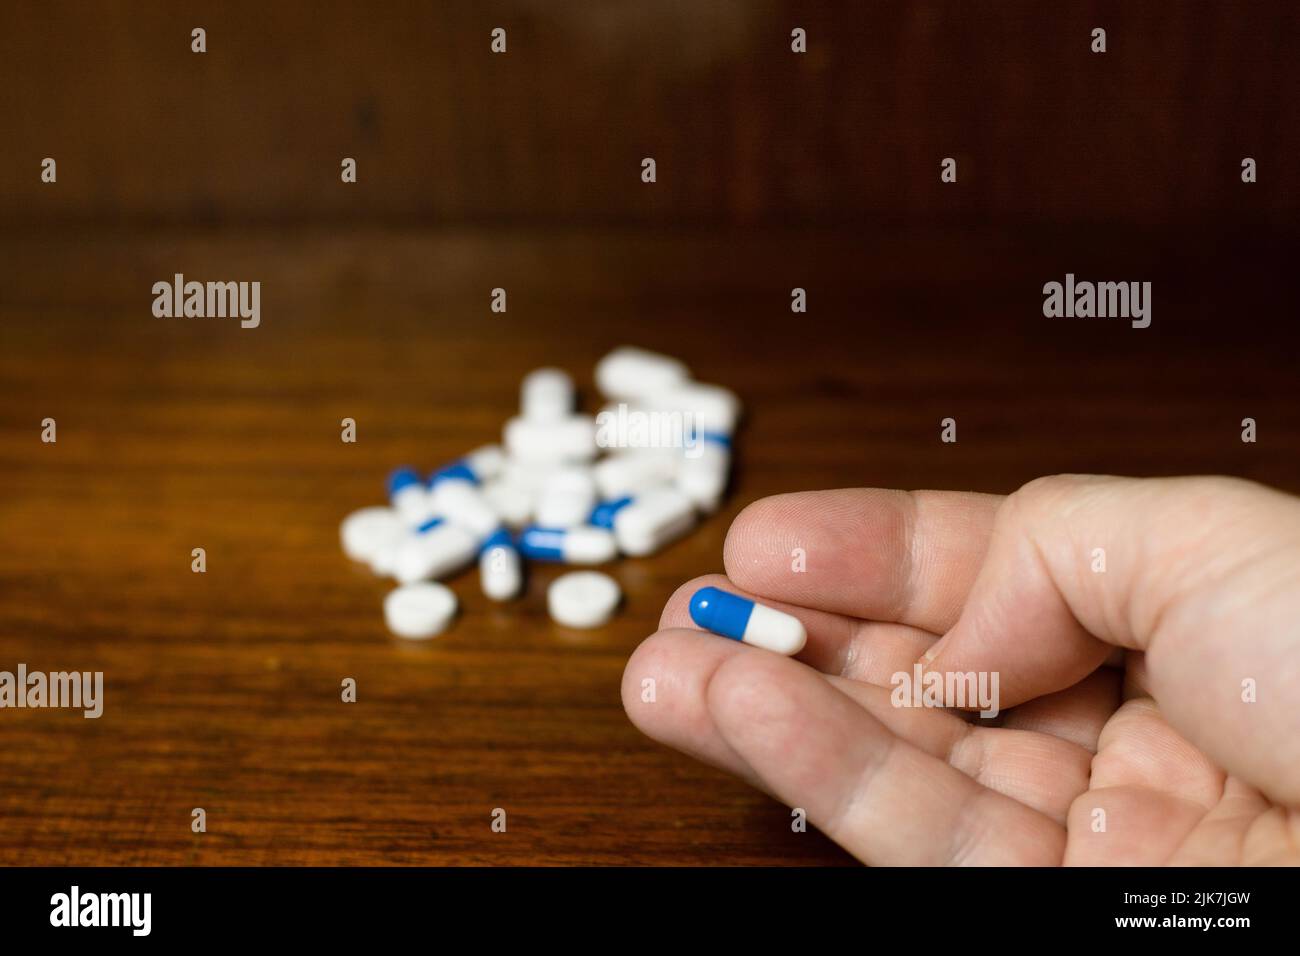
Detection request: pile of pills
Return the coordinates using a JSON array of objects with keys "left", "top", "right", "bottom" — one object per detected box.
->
[{"left": 340, "top": 346, "right": 741, "bottom": 639}]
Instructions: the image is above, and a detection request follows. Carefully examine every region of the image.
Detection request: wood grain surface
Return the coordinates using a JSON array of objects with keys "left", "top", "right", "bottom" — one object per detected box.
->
[
  {"left": 5, "top": 0, "right": 1298, "bottom": 230},
  {"left": 1, "top": 225, "right": 1296, "bottom": 865}
]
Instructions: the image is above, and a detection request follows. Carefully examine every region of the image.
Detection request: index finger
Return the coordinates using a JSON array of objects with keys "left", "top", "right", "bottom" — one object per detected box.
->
[{"left": 722, "top": 489, "right": 1001, "bottom": 634}]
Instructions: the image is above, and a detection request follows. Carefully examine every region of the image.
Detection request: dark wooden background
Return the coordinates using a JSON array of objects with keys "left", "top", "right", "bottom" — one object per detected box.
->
[
  {"left": 4, "top": 0, "right": 1299, "bottom": 229},
  {"left": 0, "top": 2, "right": 1297, "bottom": 865}
]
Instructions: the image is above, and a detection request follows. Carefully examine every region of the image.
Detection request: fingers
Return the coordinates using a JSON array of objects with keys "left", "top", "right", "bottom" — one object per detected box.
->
[
  {"left": 621, "top": 628, "right": 766, "bottom": 791},
  {"left": 654, "top": 573, "right": 1099, "bottom": 821},
  {"left": 1065, "top": 787, "right": 1208, "bottom": 865},
  {"left": 705, "top": 648, "right": 1065, "bottom": 864},
  {"left": 826, "top": 677, "right": 1092, "bottom": 824},
  {"left": 1065, "top": 697, "right": 1226, "bottom": 865},
  {"left": 660, "top": 573, "right": 936, "bottom": 685},
  {"left": 624, "top": 630, "right": 1070, "bottom": 858},
  {"left": 999, "top": 668, "right": 1123, "bottom": 752},
  {"left": 722, "top": 489, "right": 1001, "bottom": 634},
  {"left": 924, "top": 474, "right": 1300, "bottom": 804}
]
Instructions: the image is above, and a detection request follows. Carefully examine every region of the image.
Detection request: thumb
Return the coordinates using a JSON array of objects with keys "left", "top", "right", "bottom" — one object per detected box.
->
[{"left": 922, "top": 474, "right": 1300, "bottom": 804}]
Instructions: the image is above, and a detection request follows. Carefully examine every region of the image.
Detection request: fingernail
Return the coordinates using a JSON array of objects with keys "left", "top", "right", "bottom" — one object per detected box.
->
[{"left": 919, "top": 636, "right": 947, "bottom": 668}]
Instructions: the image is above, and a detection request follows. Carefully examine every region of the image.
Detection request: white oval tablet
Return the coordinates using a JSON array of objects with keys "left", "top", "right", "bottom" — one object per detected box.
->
[
  {"left": 612, "top": 487, "right": 696, "bottom": 557},
  {"left": 340, "top": 507, "right": 407, "bottom": 564},
  {"left": 647, "top": 382, "right": 742, "bottom": 435},
  {"left": 383, "top": 582, "right": 458, "bottom": 639},
  {"left": 592, "top": 451, "right": 680, "bottom": 498},
  {"left": 547, "top": 571, "right": 621, "bottom": 629},
  {"left": 595, "top": 346, "right": 690, "bottom": 400}
]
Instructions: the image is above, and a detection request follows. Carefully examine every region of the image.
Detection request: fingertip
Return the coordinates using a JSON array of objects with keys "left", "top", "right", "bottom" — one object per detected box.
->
[
  {"left": 620, "top": 628, "right": 764, "bottom": 786},
  {"left": 721, "top": 488, "right": 916, "bottom": 622},
  {"left": 621, "top": 630, "right": 672, "bottom": 729},
  {"left": 706, "top": 647, "right": 798, "bottom": 734},
  {"left": 660, "top": 572, "right": 733, "bottom": 630},
  {"left": 722, "top": 493, "right": 802, "bottom": 590},
  {"left": 622, "top": 627, "right": 743, "bottom": 737}
]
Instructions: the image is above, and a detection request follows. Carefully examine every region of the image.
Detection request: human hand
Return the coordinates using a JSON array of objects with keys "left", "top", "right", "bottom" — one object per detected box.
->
[{"left": 623, "top": 475, "right": 1300, "bottom": 864}]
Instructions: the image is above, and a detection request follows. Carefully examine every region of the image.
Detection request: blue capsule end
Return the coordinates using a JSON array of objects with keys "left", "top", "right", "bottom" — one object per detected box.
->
[
  {"left": 518, "top": 526, "right": 567, "bottom": 562},
  {"left": 429, "top": 461, "right": 478, "bottom": 487},
  {"left": 479, "top": 527, "right": 515, "bottom": 555},
  {"left": 688, "top": 587, "right": 754, "bottom": 641},
  {"left": 685, "top": 425, "right": 731, "bottom": 450},
  {"left": 388, "top": 466, "right": 422, "bottom": 497},
  {"left": 589, "top": 496, "right": 634, "bottom": 529}
]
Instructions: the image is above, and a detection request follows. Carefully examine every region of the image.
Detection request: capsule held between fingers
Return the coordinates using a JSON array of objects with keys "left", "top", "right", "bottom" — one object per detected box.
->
[{"left": 688, "top": 586, "right": 806, "bottom": 656}]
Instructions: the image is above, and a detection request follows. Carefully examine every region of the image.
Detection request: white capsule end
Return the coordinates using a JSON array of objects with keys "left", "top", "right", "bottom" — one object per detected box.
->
[
  {"left": 742, "top": 602, "right": 807, "bottom": 656},
  {"left": 563, "top": 526, "right": 618, "bottom": 564},
  {"left": 479, "top": 545, "right": 523, "bottom": 601}
]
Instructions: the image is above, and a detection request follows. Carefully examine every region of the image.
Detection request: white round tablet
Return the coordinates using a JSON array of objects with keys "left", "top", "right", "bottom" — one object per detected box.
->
[
  {"left": 383, "top": 582, "right": 458, "bottom": 639},
  {"left": 547, "top": 571, "right": 621, "bottom": 629},
  {"left": 341, "top": 506, "right": 407, "bottom": 564}
]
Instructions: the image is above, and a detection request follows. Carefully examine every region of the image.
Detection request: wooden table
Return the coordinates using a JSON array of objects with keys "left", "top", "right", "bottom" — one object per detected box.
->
[{"left": 1, "top": 226, "right": 1295, "bottom": 864}]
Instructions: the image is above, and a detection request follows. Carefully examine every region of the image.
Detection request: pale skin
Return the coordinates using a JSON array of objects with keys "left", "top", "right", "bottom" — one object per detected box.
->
[{"left": 622, "top": 475, "right": 1300, "bottom": 865}]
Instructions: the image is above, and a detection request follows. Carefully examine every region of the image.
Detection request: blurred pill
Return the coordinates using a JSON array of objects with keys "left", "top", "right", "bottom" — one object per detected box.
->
[
  {"left": 590, "top": 487, "right": 696, "bottom": 557},
  {"left": 430, "top": 444, "right": 506, "bottom": 485},
  {"left": 500, "top": 459, "right": 563, "bottom": 492},
  {"left": 677, "top": 433, "right": 731, "bottom": 513},
  {"left": 535, "top": 467, "right": 598, "bottom": 528},
  {"left": 548, "top": 571, "right": 621, "bottom": 628},
  {"left": 429, "top": 473, "right": 502, "bottom": 541},
  {"left": 518, "top": 525, "right": 617, "bottom": 564},
  {"left": 340, "top": 506, "right": 407, "bottom": 564},
  {"left": 504, "top": 415, "right": 598, "bottom": 464},
  {"left": 388, "top": 466, "right": 436, "bottom": 526},
  {"left": 384, "top": 582, "right": 458, "bottom": 639},
  {"left": 522, "top": 367, "right": 575, "bottom": 422},
  {"left": 592, "top": 450, "right": 681, "bottom": 498},
  {"left": 392, "top": 518, "right": 479, "bottom": 583},
  {"left": 478, "top": 528, "right": 523, "bottom": 601},
  {"left": 595, "top": 346, "right": 689, "bottom": 400},
  {"left": 648, "top": 382, "right": 741, "bottom": 435},
  {"left": 481, "top": 479, "right": 535, "bottom": 528}
]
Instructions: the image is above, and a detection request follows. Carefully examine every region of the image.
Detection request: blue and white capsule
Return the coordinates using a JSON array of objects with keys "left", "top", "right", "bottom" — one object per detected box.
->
[
  {"left": 517, "top": 525, "right": 617, "bottom": 565},
  {"left": 688, "top": 587, "right": 806, "bottom": 655},
  {"left": 391, "top": 516, "right": 479, "bottom": 584},
  {"left": 590, "top": 487, "right": 695, "bottom": 557},
  {"left": 428, "top": 461, "right": 503, "bottom": 542},
  {"left": 428, "top": 444, "right": 506, "bottom": 487},
  {"left": 388, "top": 466, "right": 436, "bottom": 526},
  {"left": 478, "top": 528, "right": 523, "bottom": 601}
]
